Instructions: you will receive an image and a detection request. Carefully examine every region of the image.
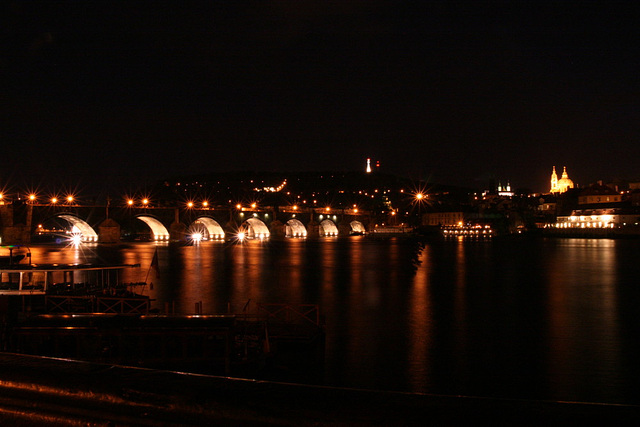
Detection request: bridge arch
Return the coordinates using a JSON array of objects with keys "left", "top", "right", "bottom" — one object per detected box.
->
[
  {"left": 189, "top": 217, "right": 225, "bottom": 240},
  {"left": 136, "top": 215, "right": 170, "bottom": 241},
  {"left": 350, "top": 220, "right": 366, "bottom": 234},
  {"left": 241, "top": 217, "right": 270, "bottom": 239},
  {"left": 285, "top": 218, "right": 307, "bottom": 238},
  {"left": 57, "top": 214, "right": 99, "bottom": 242},
  {"left": 319, "top": 219, "right": 338, "bottom": 237}
]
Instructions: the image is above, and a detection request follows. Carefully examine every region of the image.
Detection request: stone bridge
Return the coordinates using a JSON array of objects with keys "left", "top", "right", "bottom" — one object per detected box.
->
[{"left": 0, "top": 203, "right": 371, "bottom": 245}]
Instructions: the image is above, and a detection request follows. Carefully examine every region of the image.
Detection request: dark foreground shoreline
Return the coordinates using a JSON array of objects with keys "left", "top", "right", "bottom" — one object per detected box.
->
[{"left": 0, "top": 353, "right": 638, "bottom": 426}]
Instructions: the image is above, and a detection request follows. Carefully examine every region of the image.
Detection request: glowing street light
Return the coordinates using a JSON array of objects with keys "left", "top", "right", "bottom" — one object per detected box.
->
[
  {"left": 202, "top": 201, "right": 209, "bottom": 208},
  {"left": 66, "top": 195, "right": 74, "bottom": 204},
  {"left": 187, "top": 201, "right": 194, "bottom": 208},
  {"left": 142, "top": 198, "right": 149, "bottom": 206},
  {"left": 29, "top": 194, "right": 37, "bottom": 203},
  {"left": 415, "top": 193, "right": 424, "bottom": 201},
  {"left": 51, "top": 197, "right": 58, "bottom": 204}
]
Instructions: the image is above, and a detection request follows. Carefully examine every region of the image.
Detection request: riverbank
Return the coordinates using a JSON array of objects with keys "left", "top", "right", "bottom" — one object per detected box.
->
[{"left": 0, "top": 352, "right": 638, "bottom": 426}]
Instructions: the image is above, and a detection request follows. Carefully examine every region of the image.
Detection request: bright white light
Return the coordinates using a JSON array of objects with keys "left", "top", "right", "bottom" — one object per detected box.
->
[
  {"left": 237, "top": 231, "right": 246, "bottom": 241},
  {"left": 70, "top": 234, "right": 82, "bottom": 246},
  {"left": 191, "top": 233, "right": 202, "bottom": 242}
]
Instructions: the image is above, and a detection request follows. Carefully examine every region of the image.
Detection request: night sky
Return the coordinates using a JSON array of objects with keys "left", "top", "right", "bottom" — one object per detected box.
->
[{"left": 2, "top": 1, "right": 640, "bottom": 195}]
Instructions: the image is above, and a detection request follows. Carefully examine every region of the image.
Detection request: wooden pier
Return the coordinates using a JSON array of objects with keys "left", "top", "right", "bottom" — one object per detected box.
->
[{"left": 1, "top": 300, "right": 325, "bottom": 379}]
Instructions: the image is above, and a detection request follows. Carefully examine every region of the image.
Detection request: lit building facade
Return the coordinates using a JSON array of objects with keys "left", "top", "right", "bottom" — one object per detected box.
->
[
  {"left": 424, "top": 211, "right": 465, "bottom": 226},
  {"left": 550, "top": 166, "right": 574, "bottom": 193},
  {"left": 578, "top": 184, "right": 622, "bottom": 205},
  {"left": 554, "top": 209, "right": 639, "bottom": 229}
]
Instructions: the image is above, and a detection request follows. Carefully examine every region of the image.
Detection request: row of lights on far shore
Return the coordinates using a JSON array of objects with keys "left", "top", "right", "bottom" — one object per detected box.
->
[
  {"left": 0, "top": 193, "right": 77, "bottom": 204},
  {"left": 127, "top": 199, "right": 362, "bottom": 213},
  {"left": 1, "top": 194, "right": 367, "bottom": 215}
]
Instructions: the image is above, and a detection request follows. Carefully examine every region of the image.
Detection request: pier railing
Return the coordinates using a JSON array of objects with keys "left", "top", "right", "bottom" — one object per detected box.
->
[
  {"left": 45, "top": 295, "right": 150, "bottom": 314},
  {"left": 253, "top": 303, "right": 321, "bottom": 328}
]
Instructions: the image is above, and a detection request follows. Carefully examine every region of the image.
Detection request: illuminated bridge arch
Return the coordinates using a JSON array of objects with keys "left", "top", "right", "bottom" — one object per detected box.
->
[
  {"left": 350, "top": 220, "right": 366, "bottom": 234},
  {"left": 136, "top": 216, "right": 170, "bottom": 241},
  {"left": 190, "top": 217, "right": 225, "bottom": 240},
  {"left": 242, "top": 217, "right": 270, "bottom": 239},
  {"left": 285, "top": 218, "right": 307, "bottom": 238},
  {"left": 319, "top": 219, "right": 338, "bottom": 236},
  {"left": 57, "top": 214, "right": 98, "bottom": 242}
]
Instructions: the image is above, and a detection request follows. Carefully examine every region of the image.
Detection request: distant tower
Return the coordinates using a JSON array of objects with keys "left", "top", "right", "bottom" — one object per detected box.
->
[
  {"left": 550, "top": 166, "right": 558, "bottom": 193},
  {"left": 366, "top": 158, "right": 372, "bottom": 173}
]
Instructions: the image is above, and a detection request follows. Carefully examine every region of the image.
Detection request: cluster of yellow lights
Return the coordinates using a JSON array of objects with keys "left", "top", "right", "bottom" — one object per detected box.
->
[
  {"left": 49, "top": 196, "right": 75, "bottom": 204},
  {"left": 442, "top": 224, "right": 492, "bottom": 237},
  {"left": 236, "top": 202, "right": 258, "bottom": 211},
  {"left": 254, "top": 180, "right": 287, "bottom": 193},
  {"left": 127, "top": 198, "right": 149, "bottom": 206},
  {"left": 554, "top": 214, "right": 615, "bottom": 229},
  {"left": 186, "top": 200, "right": 211, "bottom": 208},
  {"left": 16, "top": 193, "right": 78, "bottom": 204}
]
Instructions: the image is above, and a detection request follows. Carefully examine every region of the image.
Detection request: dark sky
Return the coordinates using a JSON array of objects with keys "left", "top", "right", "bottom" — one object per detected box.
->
[{"left": 2, "top": 1, "right": 640, "bottom": 195}]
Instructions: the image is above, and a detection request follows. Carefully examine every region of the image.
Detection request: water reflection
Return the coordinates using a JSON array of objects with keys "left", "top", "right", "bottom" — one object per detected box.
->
[{"left": 20, "top": 237, "right": 640, "bottom": 404}]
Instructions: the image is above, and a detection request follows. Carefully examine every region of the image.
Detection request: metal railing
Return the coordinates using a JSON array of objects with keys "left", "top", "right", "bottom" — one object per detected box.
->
[{"left": 45, "top": 295, "right": 150, "bottom": 314}]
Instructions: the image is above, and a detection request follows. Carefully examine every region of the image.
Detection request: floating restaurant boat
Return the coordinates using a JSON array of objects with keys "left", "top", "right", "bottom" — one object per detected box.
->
[{"left": 0, "top": 259, "right": 144, "bottom": 297}]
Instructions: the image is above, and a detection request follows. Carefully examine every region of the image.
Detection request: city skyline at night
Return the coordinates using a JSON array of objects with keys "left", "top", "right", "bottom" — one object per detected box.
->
[{"left": 3, "top": 2, "right": 640, "bottom": 194}]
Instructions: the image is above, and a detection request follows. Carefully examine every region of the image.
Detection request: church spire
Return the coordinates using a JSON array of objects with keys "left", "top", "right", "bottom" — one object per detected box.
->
[{"left": 550, "top": 166, "right": 558, "bottom": 193}]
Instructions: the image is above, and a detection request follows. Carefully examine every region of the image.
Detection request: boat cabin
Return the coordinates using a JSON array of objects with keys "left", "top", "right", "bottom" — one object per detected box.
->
[{"left": 0, "top": 263, "right": 141, "bottom": 295}]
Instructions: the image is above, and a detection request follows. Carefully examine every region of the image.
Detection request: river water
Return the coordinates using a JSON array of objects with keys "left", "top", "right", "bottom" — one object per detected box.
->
[{"left": 27, "top": 236, "right": 640, "bottom": 404}]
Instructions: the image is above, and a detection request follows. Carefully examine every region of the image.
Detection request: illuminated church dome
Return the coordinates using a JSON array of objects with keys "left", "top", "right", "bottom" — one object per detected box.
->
[{"left": 550, "top": 166, "right": 574, "bottom": 193}]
